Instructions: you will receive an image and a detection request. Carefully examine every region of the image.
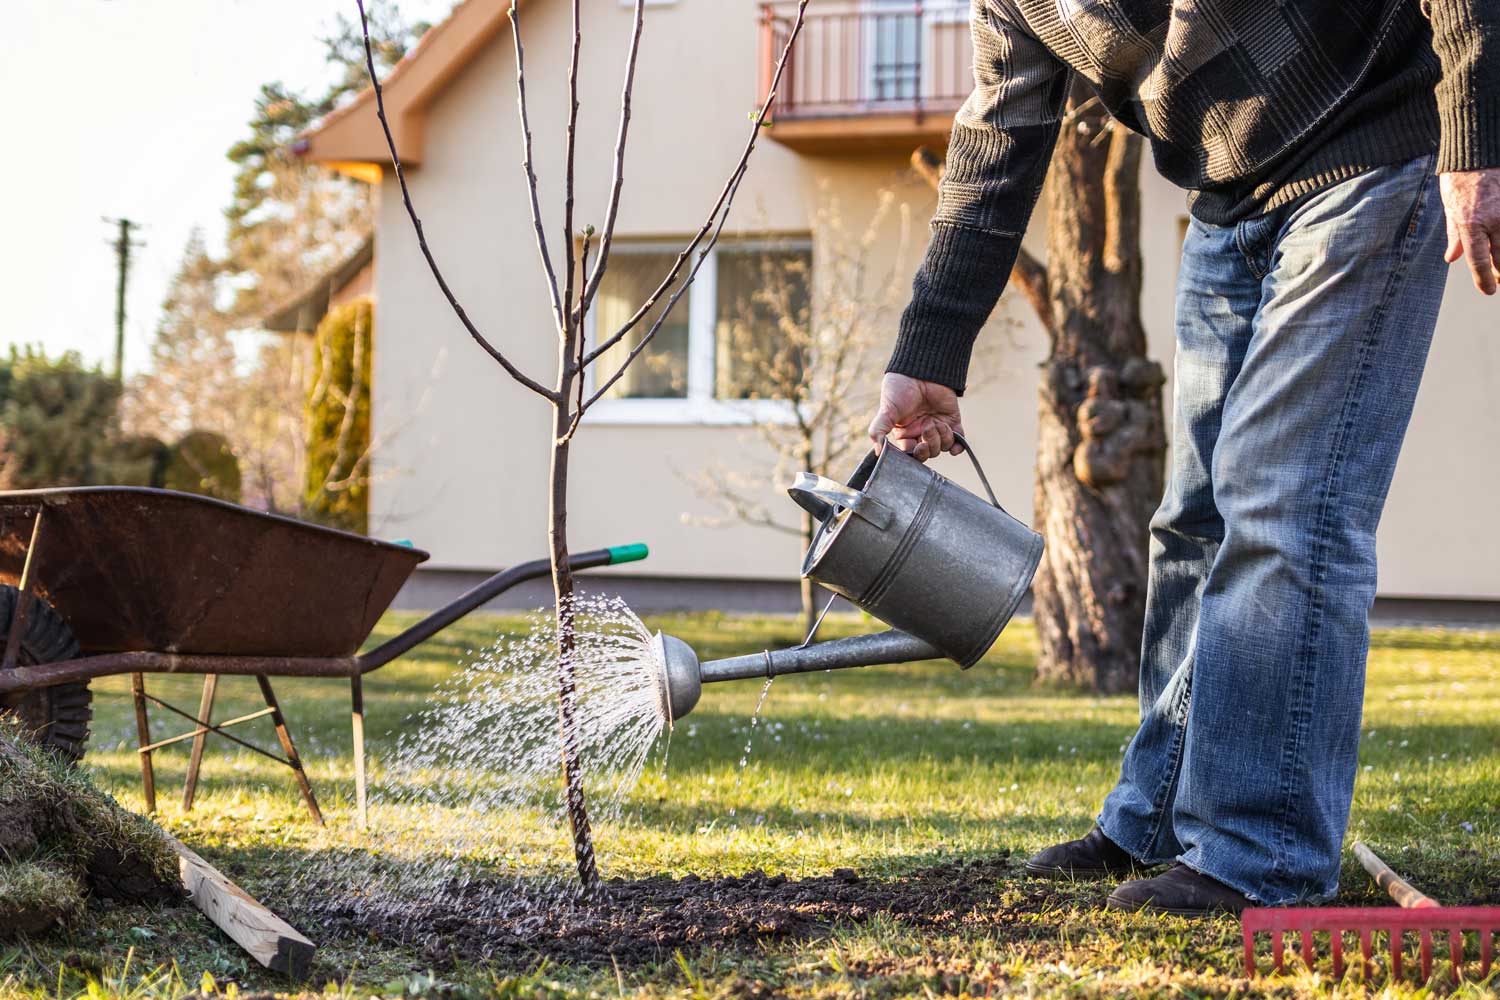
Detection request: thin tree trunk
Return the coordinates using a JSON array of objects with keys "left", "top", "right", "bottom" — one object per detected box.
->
[
  {"left": 549, "top": 379, "right": 598, "bottom": 894},
  {"left": 1031, "top": 86, "right": 1166, "bottom": 693},
  {"left": 800, "top": 509, "right": 817, "bottom": 637}
]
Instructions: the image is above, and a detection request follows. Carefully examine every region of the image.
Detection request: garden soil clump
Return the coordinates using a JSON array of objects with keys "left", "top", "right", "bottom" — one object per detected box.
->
[
  {"left": 298, "top": 853, "right": 1040, "bottom": 968},
  {"left": 0, "top": 730, "right": 182, "bottom": 937}
]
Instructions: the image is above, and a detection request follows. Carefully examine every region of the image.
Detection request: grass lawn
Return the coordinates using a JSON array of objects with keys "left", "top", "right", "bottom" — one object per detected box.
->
[{"left": 2, "top": 612, "right": 1497, "bottom": 998}]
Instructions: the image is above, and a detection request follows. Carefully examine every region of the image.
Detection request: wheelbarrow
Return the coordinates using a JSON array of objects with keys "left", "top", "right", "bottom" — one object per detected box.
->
[{"left": 0, "top": 486, "right": 648, "bottom": 827}]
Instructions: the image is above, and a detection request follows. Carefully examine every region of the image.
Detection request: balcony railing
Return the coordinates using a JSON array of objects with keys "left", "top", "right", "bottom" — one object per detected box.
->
[{"left": 759, "top": 1, "right": 972, "bottom": 122}]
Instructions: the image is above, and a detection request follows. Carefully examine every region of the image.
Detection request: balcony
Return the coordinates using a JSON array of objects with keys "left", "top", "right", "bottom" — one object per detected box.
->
[{"left": 758, "top": 1, "right": 971, "bottom": 155}]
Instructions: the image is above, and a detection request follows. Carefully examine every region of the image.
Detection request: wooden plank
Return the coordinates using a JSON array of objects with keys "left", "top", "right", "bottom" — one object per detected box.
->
[{"left": 165, "top": 833, "right": 315, "bottom": 978}]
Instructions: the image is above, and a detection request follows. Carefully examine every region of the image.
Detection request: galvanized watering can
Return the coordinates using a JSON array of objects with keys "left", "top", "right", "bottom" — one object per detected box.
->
[{"left": 652, "top": 435, "right": 1044, "bottom": 721}]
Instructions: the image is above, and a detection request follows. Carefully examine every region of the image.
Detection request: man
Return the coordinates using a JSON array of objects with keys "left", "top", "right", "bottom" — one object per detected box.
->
[{"left": 868, "top": 0, "right": 1498, "bottom": 915}]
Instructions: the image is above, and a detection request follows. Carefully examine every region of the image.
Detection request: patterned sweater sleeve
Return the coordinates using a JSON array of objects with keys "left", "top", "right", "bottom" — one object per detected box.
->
[
  {"left": 885, "top": 0, "right": 1071, "bottom": 395},
  {"left": 1427, "top": 0, "right": 1500, "bottom": 173}
]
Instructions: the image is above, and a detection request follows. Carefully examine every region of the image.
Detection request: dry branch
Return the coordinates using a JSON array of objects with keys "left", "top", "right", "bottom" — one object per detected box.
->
[
  {"left": 356, "top": 0, "right": 555, "bottom": 400},
  {"left": 508, "top": 0, "right": 566, "bottom": 332},
  {"left": 581, "top": 0, "right": 811, "bottom": 378},
  {"left": 580, "top": 0, "right": 648, "bottom": 317}
]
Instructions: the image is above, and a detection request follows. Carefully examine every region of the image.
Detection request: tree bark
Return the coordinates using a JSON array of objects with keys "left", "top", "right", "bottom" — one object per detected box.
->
[
  {"left": 549, "top": 372, "right": 598, "bottom": 895},
  {"left": 800, "top": 510, "right": 817, "bottom": 637},
  {"left": 1030, "top": 87, "right": 1166, "bottom": 693}
]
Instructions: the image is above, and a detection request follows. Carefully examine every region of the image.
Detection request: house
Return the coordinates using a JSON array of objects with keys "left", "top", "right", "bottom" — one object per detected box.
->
[
  {"left": 263, "top": 235, "right": 375, "bottom": 334},
  {"left": 296, "top": 0, "right": 1500, "bottom": 619}
]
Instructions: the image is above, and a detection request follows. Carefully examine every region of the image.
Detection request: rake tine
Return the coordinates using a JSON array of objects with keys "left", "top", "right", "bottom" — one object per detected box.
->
[
  {"left": 1482, "top": 928, "right": 1493, "bottom": 977},
  {"left": 1243, "top": 924, "right": 1256, "bottom": 976},
  {"left": 1272, "top": 928, "right": 1285, "bottom": 972},
  {"left": 1301, "top": 928, "right": 1315, "bottom": 970},
  {"left": 1391, "top": 926, "right": 1403, "bottom": 980},
  {"left": 1420, "top": 927, "right": 1433, "bottom": 981},
  {"left": 1361, "top": 928, "right": 1373, "bottom": 978},
  {"left": 1331, "top": 930, "right": 1344, "bottom": 978},
  {"left": 1449, "top": 929, "right": 1462, "bottom": 983}
]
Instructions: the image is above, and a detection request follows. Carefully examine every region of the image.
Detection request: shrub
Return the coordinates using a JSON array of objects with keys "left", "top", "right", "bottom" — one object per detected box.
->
[
  {"left": 162, "top": 430, "right": 241, "bottom": 502},
  {"left": 0, "top": 346, "right": 121, "bottom": 488}
]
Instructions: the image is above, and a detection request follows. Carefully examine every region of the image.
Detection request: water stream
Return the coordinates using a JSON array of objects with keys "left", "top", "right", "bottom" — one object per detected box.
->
[{"left": 291, "top": 595, "right": 670, "bottom": 932}]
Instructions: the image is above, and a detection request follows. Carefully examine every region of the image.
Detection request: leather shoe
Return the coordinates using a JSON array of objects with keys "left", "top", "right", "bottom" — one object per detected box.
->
[
  {"left": 1106, "top": 863, "right": 1251, "bottom": 915},
  {"left": 1023, "top": 827, "right": 1142, "bottom": 879}
]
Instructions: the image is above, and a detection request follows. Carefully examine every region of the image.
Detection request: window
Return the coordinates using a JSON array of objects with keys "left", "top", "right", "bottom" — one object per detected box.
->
[
  {"left": 594, "top": 250, "right": 691, "bottom": 400},
  {"left": 588, "top": 239, "right": 813, "bottom": 424}
]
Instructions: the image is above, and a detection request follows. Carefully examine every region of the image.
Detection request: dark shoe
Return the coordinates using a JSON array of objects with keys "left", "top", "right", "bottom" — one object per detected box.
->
[
  {"left": 1023, "top": 827, "right": 1142, "bottom": 879},
  {"left": 1106, "top": 864, "right": 1251, "bottom": 916}
]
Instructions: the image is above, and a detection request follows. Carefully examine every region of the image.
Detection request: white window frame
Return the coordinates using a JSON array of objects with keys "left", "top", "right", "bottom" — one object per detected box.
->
[{"left": 583, "top": 237, "right": 813, "bottom": 427}]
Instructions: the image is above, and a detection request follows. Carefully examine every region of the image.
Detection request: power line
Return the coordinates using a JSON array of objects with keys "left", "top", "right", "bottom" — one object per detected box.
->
[{"left": 103, "top": 217, "right": 146, "bottom": 382}]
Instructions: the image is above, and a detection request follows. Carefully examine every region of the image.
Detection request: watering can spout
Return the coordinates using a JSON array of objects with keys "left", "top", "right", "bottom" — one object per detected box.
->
[{"left": 651, "top": 629, "right": 941, "bottom": 723}]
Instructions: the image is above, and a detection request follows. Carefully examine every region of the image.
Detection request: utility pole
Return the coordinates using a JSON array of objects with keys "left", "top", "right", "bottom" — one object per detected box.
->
[{"left": 104, "top": 217, "right": 144, "bottom": 383}]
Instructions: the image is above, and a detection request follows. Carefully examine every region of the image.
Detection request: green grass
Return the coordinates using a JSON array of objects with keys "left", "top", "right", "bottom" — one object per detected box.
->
[{"left": 2, "top": 613, "right": 1497, "bottom": 999}]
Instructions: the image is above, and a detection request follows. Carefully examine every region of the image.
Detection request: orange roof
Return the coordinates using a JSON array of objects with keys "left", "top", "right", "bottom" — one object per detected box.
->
[{"left": 294, "top": 0, "right": 522, "bottom": 173}]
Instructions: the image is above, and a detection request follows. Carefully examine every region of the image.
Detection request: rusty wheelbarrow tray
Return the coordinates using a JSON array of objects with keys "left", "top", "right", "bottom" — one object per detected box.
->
[{"left": 0, "top": 487, "right": 649, "bottom": 825}]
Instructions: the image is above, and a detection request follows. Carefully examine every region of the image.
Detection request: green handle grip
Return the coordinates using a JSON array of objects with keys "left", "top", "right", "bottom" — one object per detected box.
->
[{"left": 606, "top": 542, "right": 650, "bottom": 565}]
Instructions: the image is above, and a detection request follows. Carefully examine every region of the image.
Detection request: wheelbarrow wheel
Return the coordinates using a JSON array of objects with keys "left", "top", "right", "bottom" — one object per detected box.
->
[{"left": 0, "top": 584, "right": 91, "bottom": 764}]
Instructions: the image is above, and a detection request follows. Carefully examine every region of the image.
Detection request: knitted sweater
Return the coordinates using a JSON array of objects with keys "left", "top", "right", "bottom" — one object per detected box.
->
[{"left": 889, "top": 0, "right": 1500, "bottom": 394}]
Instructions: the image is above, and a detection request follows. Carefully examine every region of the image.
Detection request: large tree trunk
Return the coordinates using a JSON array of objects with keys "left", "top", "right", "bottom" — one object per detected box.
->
[
  {"left": 1030, "top": 88, "right": 1166, "bottom": 693},
  {"left": 549, "top": 381, "right": 598, "bottom": 895}
]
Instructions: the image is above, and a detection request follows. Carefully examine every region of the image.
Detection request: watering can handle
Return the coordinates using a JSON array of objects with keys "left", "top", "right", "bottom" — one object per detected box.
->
[
  {"left": 950, "top": 433, "right": 1005, "bottom": 512},
  {"left": 787, "top": 473, "right": 894, "bottom": 530}
]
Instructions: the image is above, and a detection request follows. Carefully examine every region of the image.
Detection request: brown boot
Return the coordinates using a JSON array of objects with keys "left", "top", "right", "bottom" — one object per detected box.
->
[
  {"left": 1106, "top": 863, "right": 1251, "bottom": 916},
  {"left": 1023, "top": 827, "right": 1144, "bottom": 879}
]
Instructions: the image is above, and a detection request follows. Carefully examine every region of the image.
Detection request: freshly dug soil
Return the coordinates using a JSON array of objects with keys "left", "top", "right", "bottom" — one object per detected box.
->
[{"left": 297, "top": 853, "right": 1047, "bottom": 969}]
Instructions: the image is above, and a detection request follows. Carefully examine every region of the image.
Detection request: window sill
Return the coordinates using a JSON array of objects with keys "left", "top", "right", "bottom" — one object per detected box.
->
[{"left": 583, "top": 398, "right": 799, "bottom": 427}]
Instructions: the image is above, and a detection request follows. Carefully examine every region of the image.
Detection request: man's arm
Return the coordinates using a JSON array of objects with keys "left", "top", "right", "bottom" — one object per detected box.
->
[
  {"left": 1429, "top": 0, "right": 1500, "bottom": 294},
  {"left": 885, "top": 1, "right": 1072, "bottom": 395}
]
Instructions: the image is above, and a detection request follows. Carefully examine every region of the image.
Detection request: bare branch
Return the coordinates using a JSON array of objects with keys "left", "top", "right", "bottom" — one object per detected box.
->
[
  {"left": 581, "top": 0, "right": 810, "bottom": 374},
  {"left": 581, "top": 0, "right": 647, "bottom": 317},
  {"left": 1010, "top": 249, "right": 1054, "bottom": 334},
  {"left": 507, "top": 0, "right": 566, "bottom": 333},
  {"left": 560, "top": 0, "right": 582, "bottom": 340},
  {"left": 355, "top": 0, "right": 556, "bottom": 400}
]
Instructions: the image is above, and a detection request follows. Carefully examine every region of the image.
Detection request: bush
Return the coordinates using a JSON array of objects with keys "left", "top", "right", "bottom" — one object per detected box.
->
[
  {"left": 0, "top": 723, "right": 182, "bottom": 939},
  {"left": 162, "top": 430, "right": 241, "bottom": 502},
  {"left": 111, "top": 434, "right": 170, "bottom": 488},
  {"left": 0, "top": 346, "right": 121, "bottom": 488},
  {"left": 304, "top": 297, "right": 372, "bottom": 533}
]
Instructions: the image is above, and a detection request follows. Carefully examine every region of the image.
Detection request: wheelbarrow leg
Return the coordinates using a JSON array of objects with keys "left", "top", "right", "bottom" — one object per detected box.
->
[
  {"left": 182, "top": 674, "right": 218, "bottom": 812},
  {"left": 255, "top": 675, "right": 324, "bottom": 826},
  {"left": 131, "top": 673, "right": 157, "bottom": 813},
  {"left": 351, "top": 675, "right": 367, "bottom": 830}
]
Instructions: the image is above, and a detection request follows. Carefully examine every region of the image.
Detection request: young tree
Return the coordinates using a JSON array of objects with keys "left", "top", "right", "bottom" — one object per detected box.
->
[
  {"left": 690, "top": 191, "right": 912, "bottom": 635},
  {"left": 356, "top": 0, "right": 809, "bottom": 893},
  {"left": 913, "top": 84, "right": 1166, "bottom": 695}
]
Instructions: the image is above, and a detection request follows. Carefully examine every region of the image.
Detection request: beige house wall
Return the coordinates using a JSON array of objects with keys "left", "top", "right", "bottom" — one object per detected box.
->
[{"left": 365, "top": 0, "right": 1500, "bottom": 600}]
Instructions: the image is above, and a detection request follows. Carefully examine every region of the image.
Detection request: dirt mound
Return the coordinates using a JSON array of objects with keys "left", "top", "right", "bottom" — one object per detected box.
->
[
  {"left": 298, "top": 853, "right": 1033, "bottom": 968},
  {"left": 0, "top": 728, "right": 182, "bottom": 938}
]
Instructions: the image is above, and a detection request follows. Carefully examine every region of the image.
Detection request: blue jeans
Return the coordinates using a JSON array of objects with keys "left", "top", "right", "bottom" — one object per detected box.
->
[{"left": 1096, "top": 155, "right": 1448, "bottom": 905}]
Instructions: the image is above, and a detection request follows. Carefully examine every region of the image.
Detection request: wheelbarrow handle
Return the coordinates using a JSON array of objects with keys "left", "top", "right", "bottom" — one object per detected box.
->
[{"left": 356, "top": 543, "right": 649, "bottom": 674}]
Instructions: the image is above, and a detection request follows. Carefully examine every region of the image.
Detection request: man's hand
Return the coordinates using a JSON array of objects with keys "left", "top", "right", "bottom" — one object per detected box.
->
[
  {"left": 867, "top": 373, "right": 965, "bottom": 461},
  {"left": 1440, "top": 169, "right": 1500, "bottom": 295}
]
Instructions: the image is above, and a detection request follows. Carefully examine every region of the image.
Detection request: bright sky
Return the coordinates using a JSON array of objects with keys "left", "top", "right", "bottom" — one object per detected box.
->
[{"left": 0, "top": 0, "right": 453, "bottom": 376}]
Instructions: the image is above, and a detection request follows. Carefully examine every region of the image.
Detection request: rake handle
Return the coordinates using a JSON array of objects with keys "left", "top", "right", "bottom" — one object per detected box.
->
[{"left": 1353, "top": 841, "right": 1440, "bottom": 909}]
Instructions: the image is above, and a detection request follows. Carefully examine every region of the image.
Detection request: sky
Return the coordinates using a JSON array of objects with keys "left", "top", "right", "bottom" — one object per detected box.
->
[{"left": 0, "top": 0, "right": 453, "bottom": 376}]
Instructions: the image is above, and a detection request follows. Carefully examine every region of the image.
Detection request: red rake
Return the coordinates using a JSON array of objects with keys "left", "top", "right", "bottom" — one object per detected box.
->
[{"left": 1242, "top": 842, "right": 1498, "bottom": 983}]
